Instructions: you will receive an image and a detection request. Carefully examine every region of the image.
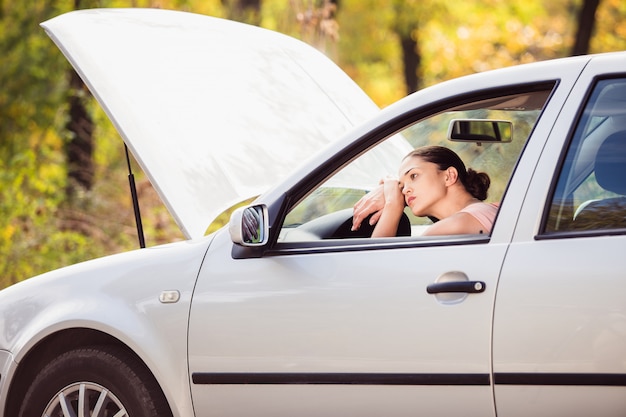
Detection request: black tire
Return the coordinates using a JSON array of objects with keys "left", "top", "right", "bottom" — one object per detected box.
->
[{"left": 18, "top": 345, "right": 172, "bottom": 417}]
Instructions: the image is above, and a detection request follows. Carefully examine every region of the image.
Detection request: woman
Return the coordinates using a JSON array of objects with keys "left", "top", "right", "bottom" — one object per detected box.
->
[{"left": 352, "top": 146, "right": 498, "bottom": 237}]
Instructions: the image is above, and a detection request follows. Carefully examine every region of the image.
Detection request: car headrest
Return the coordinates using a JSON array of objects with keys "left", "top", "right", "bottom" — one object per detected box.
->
[{"left": 595, "top": 131, "right": 626, "bottom": 195}]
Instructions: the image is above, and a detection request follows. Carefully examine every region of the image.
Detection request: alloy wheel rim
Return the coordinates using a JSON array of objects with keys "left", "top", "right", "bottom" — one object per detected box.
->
[{"left": 43, "top": 381, "right": 128, "bottom": 417}]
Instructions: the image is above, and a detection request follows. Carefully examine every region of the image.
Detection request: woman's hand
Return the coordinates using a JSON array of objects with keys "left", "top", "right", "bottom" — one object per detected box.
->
[
  {"left": 352, "top": 177, "right": 405, "bottom": 232},
  {"left": 380, "top": 176, "right": 404, "bottom": 209},
  {"left": 352, "top": 183, "right": 385, "bottom": 231}
]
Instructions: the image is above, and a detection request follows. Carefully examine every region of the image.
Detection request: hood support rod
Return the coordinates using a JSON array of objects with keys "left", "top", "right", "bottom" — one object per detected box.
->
[{"left": 125, "top": 144, "right": 146, "bottom": 248}]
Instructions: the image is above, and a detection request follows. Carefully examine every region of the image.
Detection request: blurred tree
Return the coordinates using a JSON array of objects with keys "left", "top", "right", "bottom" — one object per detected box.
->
[
  {"left": 572, "top": 0, "right": 600, "bottom": 55},
  {"left": 390, "top": 0, "right": 443, "bottom": 94},
  {"left": 3, "top": 0, "right": 626, "bottom": 289},
  {"left": 589, "top": 0, "right": 626, "bottom": 53},
  {"left": 65, "top": 3, "right": 95, "bottom": 199},
  {"left": 0, "top": 0, "right": 71, "bottom": 287},
  {"left": 65, "top": 68, "right": 94, "bottom": 196},
  {"left": 290, "top": 0, "right": 339, "bottom": 56},
  {"left": 334, "top": 0, "right": 405, "bottom": 106},
  {"left": 391, "top": 0, "right": 421, "bottom": 94},
  {"left": 0, "top": 0, "right": 205, "bottom": 288},
  {"left": 222, "top": 0, "right": 261, "bottom": 24}
]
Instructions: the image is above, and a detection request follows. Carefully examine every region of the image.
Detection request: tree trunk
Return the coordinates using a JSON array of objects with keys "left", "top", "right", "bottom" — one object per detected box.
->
[
  {"left": 392, "top": 0, "right": 423, "bottom": 95},
  {"left": 65, "top": 68, "right": 94, "bottom": 198},
  {"left": 400, "top": 32, "right": 421, "bottom": 94},
  {"left": 571, "top": 0, "right": 601, "bottom": 56},
  {"left": 65, "top": 0, "right": 94, "bottom": 199}
]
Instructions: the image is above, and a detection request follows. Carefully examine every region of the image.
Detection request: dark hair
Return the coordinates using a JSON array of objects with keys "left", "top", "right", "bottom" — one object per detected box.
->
[{"left": 404, "top": 146, "right": 491, "bottom": 200}]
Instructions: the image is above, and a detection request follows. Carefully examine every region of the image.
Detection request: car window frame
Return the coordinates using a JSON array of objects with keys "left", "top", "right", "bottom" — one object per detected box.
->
[
  {"left": 271, "top": 83, "right": 558, "bottom": 253},
  {"left": 230, "top": 82, "right": 558, "bottom": 259},
  {"left": 538, "top": 74, "right": 626, "bottom": 240}
]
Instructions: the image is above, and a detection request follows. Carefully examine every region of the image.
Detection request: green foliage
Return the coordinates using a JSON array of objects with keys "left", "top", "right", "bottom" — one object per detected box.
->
[
  {"left": 0, "top": 0, "right": 197, "bottom": 288},
  {"left": 1, "top": 1, "right": 69, "bottom": 288},
  {"left": 2, "top": 0, "right": 626, "bottom": 289},
  {"left": 335, "top": 0, "right": 405, "bottom": 106}
]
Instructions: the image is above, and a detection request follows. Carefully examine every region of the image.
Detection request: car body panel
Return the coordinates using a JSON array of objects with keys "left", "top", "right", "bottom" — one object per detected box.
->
[
  {"left": 41, "top": 8, "right": 380, "bottom": 239},
  {"left": 193, "top": 386, "right": 492, "bottom": 417},
  {"left": 185, "top": 55, "right": 598, "bottom": 416},
  {"left": 189, "top": 228, "right": 503, "bottom": 416},
  {"left": 492, "top": 52, "right": 626, "bottom": 416},
  {"left": 0, "top": 237, "right": 213, "bottom": 417}
]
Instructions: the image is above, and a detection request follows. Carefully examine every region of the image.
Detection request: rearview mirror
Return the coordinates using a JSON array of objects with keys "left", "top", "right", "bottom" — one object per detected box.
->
[
  {"left": 229, "top": 204, "right": 269, "bottom": 246},
  {"left": 448, "top": 119, "right": 512, "bottom": 143}
]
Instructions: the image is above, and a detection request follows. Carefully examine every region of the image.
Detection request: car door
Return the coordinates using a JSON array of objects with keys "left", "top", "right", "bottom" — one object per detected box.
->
[
  {"left": 189, "top": 230, "right": 502, "bottom": 417},
  {"left": 187, "top": 80, "right": 567, "bottom": 416},
  {"left": 493, "top": 54, "right": 626, "bottom": 416},
  {"left": 189, "top": 82, "right": 558, "bottom": 417}
]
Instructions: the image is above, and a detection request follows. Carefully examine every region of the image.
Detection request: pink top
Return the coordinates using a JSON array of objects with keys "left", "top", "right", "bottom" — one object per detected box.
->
[{"left": 458, "top": 202, "right": 500, "bottom": 233}]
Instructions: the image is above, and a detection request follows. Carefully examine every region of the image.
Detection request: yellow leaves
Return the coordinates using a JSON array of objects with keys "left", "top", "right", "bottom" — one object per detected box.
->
[
  {"left": 2, "top": 224, "right": 16, "bottom": 241},
  {"left": 354, "top": 62, "right": 405, "bottom": 107},
  {"left": 415, "top": 1, "right": 580, "bottom": 86},
  {"left": 591, "top": 0, "right": 626, "bottom": 53}
]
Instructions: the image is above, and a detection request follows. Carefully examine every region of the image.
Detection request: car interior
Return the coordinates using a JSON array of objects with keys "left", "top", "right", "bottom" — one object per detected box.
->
[
  {"left": 573, "top": 130, "right": 626, "bottom": 229},
  {"left": 278, "top": 87, "right": 555, "bottom": 243},
  {"left": 546, "top": 78, "right": 626, "bottom": 233}
]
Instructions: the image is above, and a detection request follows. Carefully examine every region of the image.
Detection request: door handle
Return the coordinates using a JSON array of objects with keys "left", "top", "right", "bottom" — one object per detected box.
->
[{"left": 426, "top": 281, "right": 486, "bottom": 294}]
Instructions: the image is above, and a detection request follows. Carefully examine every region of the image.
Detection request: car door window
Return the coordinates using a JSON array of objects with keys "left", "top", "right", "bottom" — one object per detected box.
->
[
  {"left": 544, "top": 78, "right": 626, "bottom": 234},
  {"left": 279, "top": 88, "right": 553, "bottom": 244}
]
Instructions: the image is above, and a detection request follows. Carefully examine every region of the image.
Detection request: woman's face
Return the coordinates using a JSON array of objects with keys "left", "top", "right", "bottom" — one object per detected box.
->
[{"left": 398, "top": 156, "right": 448, "bottom": 217}]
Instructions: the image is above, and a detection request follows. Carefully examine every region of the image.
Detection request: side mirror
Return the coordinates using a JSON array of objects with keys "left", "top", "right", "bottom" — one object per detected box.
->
[
  {"left": 448, "top": 119, "right": 512, "bottom": 143},
  {"left": 229, "top": 204, "right": 269, "bottom": 246}
]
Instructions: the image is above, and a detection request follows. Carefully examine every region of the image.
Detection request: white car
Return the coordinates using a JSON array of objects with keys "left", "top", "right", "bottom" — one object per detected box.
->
[{"left": 1, "top": 8, "right": 625, "bottom": 417}]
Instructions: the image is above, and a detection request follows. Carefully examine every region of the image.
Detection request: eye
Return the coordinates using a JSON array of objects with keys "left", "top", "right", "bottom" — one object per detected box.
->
[{"left": 410, "top": 173, "right": 418, "bottom": 180}]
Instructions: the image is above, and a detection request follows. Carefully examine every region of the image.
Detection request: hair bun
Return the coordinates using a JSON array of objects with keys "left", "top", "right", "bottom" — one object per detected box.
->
[{"left": 465, "top": 168, "right": 490, "bottom": 200}]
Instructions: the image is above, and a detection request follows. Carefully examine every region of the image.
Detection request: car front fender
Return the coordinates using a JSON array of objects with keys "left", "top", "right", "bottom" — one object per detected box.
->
[{"left": 0, "top": 235, "right": 214, "bottom": 417}]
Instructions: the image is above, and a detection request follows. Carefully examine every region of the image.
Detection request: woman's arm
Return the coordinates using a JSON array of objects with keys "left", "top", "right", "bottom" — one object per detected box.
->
[
  {"left": 423, "top": 211, "right": 485, "bottom": 236},
  {"left": 371, "top": 178, "right": 406, "bottom": 237}
]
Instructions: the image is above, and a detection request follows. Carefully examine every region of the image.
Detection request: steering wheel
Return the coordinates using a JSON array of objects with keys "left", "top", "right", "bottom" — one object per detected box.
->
[{"left": 298, "top": 208, "right": 411, "bottom": 239}]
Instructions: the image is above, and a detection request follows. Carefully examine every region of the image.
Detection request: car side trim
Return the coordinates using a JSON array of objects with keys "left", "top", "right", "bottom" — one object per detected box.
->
[
  {"left": 192, "top": 372, "right": 490, "bottom": 386},
  {"left": 494, "top": 373, "right": 626, "bottom": 386},
  {"left": 192, "top": 372, "right": 626, "bottom": 387}
]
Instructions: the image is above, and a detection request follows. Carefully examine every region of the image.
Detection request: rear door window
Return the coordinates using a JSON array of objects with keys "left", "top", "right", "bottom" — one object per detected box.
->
[{"left": 544, "top": 78, "right": 626, "bottom": 234}]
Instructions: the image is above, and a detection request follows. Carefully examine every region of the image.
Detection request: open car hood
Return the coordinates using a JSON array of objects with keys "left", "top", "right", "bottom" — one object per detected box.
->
[{"left": 41, "top": 8, "right": 385, "bottom": 239}]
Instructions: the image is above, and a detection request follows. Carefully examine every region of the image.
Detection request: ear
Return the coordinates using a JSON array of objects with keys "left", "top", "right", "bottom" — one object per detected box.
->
[{"left": 444, "top": 167, "right": 459, "bottom": 186}]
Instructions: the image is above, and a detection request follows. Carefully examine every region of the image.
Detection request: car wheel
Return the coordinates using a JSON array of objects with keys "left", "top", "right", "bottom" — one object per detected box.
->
[{"left": 18, "top": 346, "right": 172, "bottom": 417}]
